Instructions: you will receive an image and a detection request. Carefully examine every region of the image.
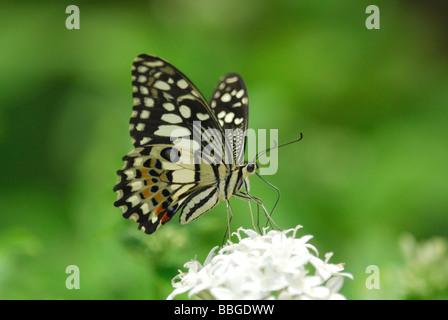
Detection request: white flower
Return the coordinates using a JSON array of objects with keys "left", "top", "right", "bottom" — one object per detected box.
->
[{"left": 167, "top": 225, "right": 353, "bottom": 300}]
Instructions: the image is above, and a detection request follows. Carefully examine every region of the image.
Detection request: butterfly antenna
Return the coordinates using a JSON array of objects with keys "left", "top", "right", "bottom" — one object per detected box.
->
[
  {"left": 254, "top": 140, "right": 277, "bottom": 162},
  {"left": 253, "top": 132, "right": 303, "bottom": 162}
]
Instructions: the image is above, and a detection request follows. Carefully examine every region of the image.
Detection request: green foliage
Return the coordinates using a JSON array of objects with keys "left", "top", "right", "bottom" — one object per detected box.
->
[{"left": 0, "top": 0, "right": 447, "bottom": 299}]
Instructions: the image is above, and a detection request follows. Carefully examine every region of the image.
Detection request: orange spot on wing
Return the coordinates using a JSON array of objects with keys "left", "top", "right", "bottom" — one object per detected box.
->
[
  {"left": 154, "top": 205, "right": 164, "bottom": 217},
  {"left": 161, "top": 212, "right": 171, "bottom": 223},
  {"left": 140, "top": 169, "right": 149, "bottom": 177},
  {"left": 144, "top": 178, "right": 154, "bottom": 186},
  {"left": 141, "top": 187, "right": 152, "bottom": 199},
  {"left": 155, "top": 192, "right": 165, "bottom": 204},
  {"left": 160, "top": 172, "right": 172, "bottom": 182}
]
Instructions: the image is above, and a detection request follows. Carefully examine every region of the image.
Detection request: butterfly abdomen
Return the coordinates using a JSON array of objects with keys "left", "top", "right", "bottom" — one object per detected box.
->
[{"left": 224, "top": 167, "right": 244, "bottom": 200}]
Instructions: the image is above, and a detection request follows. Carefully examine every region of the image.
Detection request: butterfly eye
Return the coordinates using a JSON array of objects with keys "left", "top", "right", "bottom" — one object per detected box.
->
[{"left": 247, "top": 163, "right": 256, "bottom": 173}]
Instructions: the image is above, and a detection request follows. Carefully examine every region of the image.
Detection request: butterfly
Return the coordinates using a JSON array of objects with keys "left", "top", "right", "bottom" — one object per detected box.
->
[{"left": 113, "top": 54, "right": 262, "bottom": 234}]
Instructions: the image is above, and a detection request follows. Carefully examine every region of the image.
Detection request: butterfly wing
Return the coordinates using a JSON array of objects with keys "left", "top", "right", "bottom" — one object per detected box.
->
[
  {"left": 209, "top": 73, "right": 249, "bottom": 165},
  {"left": 114, "top": 54, "right": 229, "bottom": 233},
  {"left": 113, "top": 145, "right": 218, "bottom": 233},
  {"left": 130, "top": 54, "right": 225, "bottom": 152}
]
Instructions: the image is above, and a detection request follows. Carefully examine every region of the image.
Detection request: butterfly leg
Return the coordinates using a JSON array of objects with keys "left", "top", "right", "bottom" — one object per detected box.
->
[
  {"left": 233, "top": 193, "right": 261, "bottom": 233},
  {"left": 238, "top": 193, "right": 281, "bottom": 231},
  {"left": 253, "top": 195, "right": 280, "bottom": 231},
  {"left": 221, "top": 199, "right": 234, "bottom": 246},
  {"left": 238, "top": 179, "right": 262, "bottom": 232}
]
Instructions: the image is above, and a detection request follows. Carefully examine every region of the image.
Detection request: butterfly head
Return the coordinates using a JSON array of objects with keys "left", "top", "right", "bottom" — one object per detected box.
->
[{"left": 243, "top": 162, "right": 258, "bottom": 179}]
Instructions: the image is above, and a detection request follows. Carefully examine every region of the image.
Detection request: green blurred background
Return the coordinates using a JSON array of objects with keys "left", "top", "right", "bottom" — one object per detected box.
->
[{"left": 1, "top": 0, "right": 447, "bottom": 300}]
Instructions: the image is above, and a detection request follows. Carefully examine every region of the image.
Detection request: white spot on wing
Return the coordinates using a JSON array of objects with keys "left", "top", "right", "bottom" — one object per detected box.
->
[
  {"left": 144, "top": 97, "right": 154, "bottom": 107},
  {"left": 143, "top": 60, "right": 164, "bottom": 67},
  {"left": 221, "top": 93, "right": 231, "bottom": 102},
  {"left": 140, "top": 86, "right": 149, "bottom": 95},
  {"left": 127, "top": 195, "right": 140, "bottom": 207},
  {"left": 163, "top": 92, "right": 174, "bottom": 100},
  {"left": 161, "top": 113, "right": 183, "bottom": 124},
  {"left": 141, "top": 203, "right": 150, "bottom": 215},
  {"left": 133, "top": 157, "right": 143, "bottom": 166},
  {"left": 154, "top": 81, "right": 170, "bottom": 90},
  {"left": 224, "top": 112, "right": 235, "bottom": 123},
  {"left": 124, "top": 169, "right": 135, "bottom": 179},
  {"left": 234, "top": 117, "right": 244, "bottom": 125},
  {"left": 155, "top": 125, "right": 190, "bottom": 137},
  {"left": 179, "top": 105, "right": 191, "bottom": 119},
  {"left": 226, "top": 76, "right": 239, "bottom": 83},
  {"left": 137, "top": 66, "right": 148, "bottom": 73},
  {"left": 140, "top": 110, "right": 150, "bottom": 119},
  {"left": 163, "top": 102, "right": 175, "bottom": 111},
  {"left": 140, "top": 137, "right": 151, "bottom": 145},
  {"left": 197, "top": 113, "right": 210, "bottom": 121},
  {"left": 217, "top": 111, "right": 226, "bottom": 119},
  {"left": 177, "top": 79, "right": 188, "bottom": 89},
  {"left": 129, "top": 180, "right": 143, "bottom": 191}
]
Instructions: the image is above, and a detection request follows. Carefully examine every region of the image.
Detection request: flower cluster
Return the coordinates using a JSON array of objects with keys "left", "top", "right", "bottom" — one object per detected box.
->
[{"left": 167, "top": 226, "right": 353, "bottom": 300}]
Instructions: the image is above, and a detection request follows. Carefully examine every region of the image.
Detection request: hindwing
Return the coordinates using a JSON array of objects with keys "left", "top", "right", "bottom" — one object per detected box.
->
[{"left": 113, "top": 145, "right": 220, "bottom": 233}]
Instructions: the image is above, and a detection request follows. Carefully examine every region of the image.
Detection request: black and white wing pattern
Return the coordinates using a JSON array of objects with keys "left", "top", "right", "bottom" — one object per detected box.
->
[
  {"left": 128, "top": 54, "right": 225, "bottom": 152},
  {"left": 113, "top": 54, "right": 252, "bottom": 234},
  {"left": 209, "top": 73, "right": 249, "bottom": 165}
]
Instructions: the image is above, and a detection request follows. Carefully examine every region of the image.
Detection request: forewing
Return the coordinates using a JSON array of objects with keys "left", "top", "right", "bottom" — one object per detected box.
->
[
  {"left": 130, "top": 54, "right": 225, "bottom": 156},
  {"left": 209, "top": 73, "right": 249, "bottom": 164}
]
